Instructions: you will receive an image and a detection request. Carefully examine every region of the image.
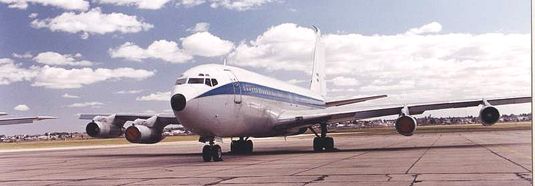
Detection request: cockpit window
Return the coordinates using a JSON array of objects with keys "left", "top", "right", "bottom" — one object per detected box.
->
[
  {"left": 211, "top": 79, "right": 218, "bottom": 86},
  {"left": 175, "top": 78, "right": 187, "bottom": 85},
  {"left": 205, "top": 78, "right": 212, "bottom": 86},
  {"left": 188, "top": 78, "right": 204, "bottom": 84}
]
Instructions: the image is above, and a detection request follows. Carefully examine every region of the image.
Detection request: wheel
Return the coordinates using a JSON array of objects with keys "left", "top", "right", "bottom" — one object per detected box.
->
[
  {"left": 324, "top": 137, "right": 334, "bottom": 151},
  {"left": 313, "top": 137, "right": 323, "bottom": 152},
  {"left": 212, "top": 145, "right": 223, "bottom": 161},
  {"left": 245, "top": 140, "right": 253, "bottom": 153},
  {"left": 230, "top": 141, "right": 237, "bottom": 153},
  {"left": 202, "top": 145, "right": 212, "bottom": 162}
]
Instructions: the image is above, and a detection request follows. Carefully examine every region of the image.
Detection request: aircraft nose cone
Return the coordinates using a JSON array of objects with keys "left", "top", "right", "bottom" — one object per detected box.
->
[{"left": 170, "top": 94, "right": 186, "bottom": 111}]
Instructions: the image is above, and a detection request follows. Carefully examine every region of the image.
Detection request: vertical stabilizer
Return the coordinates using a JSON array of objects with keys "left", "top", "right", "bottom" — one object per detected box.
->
[{"left": 310, "top": 26, "right": 326, "bottom": 99}]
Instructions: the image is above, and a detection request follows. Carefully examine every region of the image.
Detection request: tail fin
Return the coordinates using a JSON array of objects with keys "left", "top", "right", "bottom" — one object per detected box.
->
[{"left": 309, "top": 26, "right": 326, "bottom": 99}]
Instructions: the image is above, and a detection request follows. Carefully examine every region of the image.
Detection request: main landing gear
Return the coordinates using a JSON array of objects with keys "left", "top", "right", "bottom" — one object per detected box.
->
[
  {"left": 309, "top": 123, "right": 335, "bottom": 152},
  {"left": 200, "top": 137, "right": 222, "bottom": 162},
  {"left": 230, "top": 137, "right": 253, "bottom": 154}
]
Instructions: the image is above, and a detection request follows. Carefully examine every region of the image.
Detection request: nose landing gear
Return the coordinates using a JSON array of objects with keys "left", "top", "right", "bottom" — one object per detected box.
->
[{"left": 200, "top": 136, "right": 222, "bottom": 162}]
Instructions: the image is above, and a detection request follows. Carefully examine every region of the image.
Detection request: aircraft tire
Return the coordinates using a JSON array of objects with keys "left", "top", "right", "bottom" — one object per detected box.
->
[
  {"left": 313, "top": 137, "right": 323, "bottom": 152},
  {"left": 245, "top": 140, "right": 253, "bottom": 153},
  {"left": 324, "top": 137, "right": 334, "bottom": 151},
  {"left": 202, "top": 145, "right": 212, "bottom": 162},
  {"left": 212, "top": 145, "right": 223, "bottom": 162}
]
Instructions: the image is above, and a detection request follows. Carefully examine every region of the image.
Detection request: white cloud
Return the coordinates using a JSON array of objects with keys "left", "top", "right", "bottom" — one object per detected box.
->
[
  {"left": 0, "top": 58, "right": 38, "bottom": 85},
  {"left": 136, "top": 91, "right": 171, "bottom": 101},
  {"left": 12, "top": 52, "right": 33, "bottom": 59},
  {"left": 33, "top": 51, "right": 93, "bottom": 66},
  {"left": 31, "top": 8, "right": 153, "bottom": 38},
  {"left": 13, "top": 104, "right": 30, "bottom": 111},
  {"left": 32, "top": 66, "right": 155, "bottom": 89},
  {"left": 187, "top": 22, "right": 210, "bottom": 33},
  {"left": 209, "top": 0, "right": 274, "bottom": 11},
  {"left": 62, "top": 93, "right": 80, "bottom": 99},
  {"left": 110, "top": 32, "right": 232, "bottom": 63},
  {"left": 182, "top": 32, "right": 234, "bottom": 57},
  {"left": 115, "top": 89, "right": 144, "bottom": 94},
  {"left": 0, "top": 0, "right": 89, "bottom": 11},
  {"left": 97, "top": 0, "right": 171, "bottom": 9},
  {"left": 28, "top": 13, "right": 38, "bottom": 19},
  {"left": 109, "top": 40, "right": 193, "bottom": 63},
  {"left": 67, "top": 102, "right": 104, "bottom": 108},
  {"left": 228, "top": 22, "right": 530, "bottom": 103},
  {"left": 330, "top": 76, "right": 360, "bottom": 87},
  {"left": 406, "top": 21, "right": 442, "bottom": 35},
  {"left": 177, "top": 0, "right": 274, "bottom": 11}
]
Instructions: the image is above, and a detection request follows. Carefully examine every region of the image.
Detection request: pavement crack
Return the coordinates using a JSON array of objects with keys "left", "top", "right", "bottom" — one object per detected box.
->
[
  {"left": 385, "top": 174, "right": 393, "bottom": 181},
  {"left": 204, "top": 177, "right": 236, "bottom": 186},
  {"left": 515, "top": 172, "right": 532, "bottom": 182},
  {"left": 409, "top": 174, "right": 420, "bottom": 186},
  {"left": 303, "top": 175, "right": 328, "bottom": 185},
  {"left": 405, "top": 134, "right": 441, "bottom": 174},
  {"left": 462, "top": 134, "right": 531, "bottom": 172}
]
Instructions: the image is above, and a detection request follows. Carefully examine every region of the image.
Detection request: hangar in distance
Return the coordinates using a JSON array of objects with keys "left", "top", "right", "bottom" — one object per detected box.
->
[{"left": 80, "top": 27, "right": 531, "bottom": 162}]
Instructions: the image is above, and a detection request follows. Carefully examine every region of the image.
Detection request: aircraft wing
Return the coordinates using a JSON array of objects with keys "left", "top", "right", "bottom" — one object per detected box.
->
[
  {"left": 79, "top": 113, "right": 180, "bottom": 127},
  {"left": 0, "top": 116, "right": 57, "bottom": 125},
  {"left": 325, "top": 95, "right": 387, "bottom": 107},
  {"left": 275, "top": 96, "right": 531, "bottom": 130}
]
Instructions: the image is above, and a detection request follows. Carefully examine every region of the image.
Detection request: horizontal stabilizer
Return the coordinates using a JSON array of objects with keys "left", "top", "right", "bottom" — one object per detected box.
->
[{"left": 326, "top": 95, "right": 387, "bottom": 107}]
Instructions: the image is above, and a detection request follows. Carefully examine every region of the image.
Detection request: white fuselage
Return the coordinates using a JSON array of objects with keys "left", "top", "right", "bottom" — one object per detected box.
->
[{"left": 172, "top": 64, "right": 325, "bottom": 137}]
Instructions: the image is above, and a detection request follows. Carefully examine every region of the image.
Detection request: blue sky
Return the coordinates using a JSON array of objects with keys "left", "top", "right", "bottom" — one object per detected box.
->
[{"left": 0, "top": 0, "right": 531, "bottom": 135}]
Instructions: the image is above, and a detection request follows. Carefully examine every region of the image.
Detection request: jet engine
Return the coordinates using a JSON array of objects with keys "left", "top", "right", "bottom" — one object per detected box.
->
[
  {"left": 479, "top": 106, "right": 500, "bottom": 126},
  {"left": 124, "top": 117, "right": 165, "bottom": 144},
  {"left": 395, "top": 115, "right": 417, "bottom": 136},
  {"left": 85, "top": 115, "right": 122, "bottom": 138}
]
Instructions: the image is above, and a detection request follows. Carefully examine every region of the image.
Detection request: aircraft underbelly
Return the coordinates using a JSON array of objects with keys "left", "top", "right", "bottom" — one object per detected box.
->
[{"left": 177, "top": 95, "right": 316, "bottom": 137}]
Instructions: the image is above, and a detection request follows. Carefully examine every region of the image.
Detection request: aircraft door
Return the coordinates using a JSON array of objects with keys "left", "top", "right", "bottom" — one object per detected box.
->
[{"left": 224, "top": 69, "right": 242, "bottom": 104}]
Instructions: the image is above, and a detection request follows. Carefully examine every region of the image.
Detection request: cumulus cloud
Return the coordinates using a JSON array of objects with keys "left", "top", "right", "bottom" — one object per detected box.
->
[
  {"left": 182, "top": 32, "right": 234, "bottom": 57},
  {"left": 67, "top": 102, "right": 104, "bottom": 108},
  {"left": 0, "top": 58, "right": 38, "bottom": 85},
  {"left": 32, "top": 66, "right": 155, "bottom": 89},
  {"left": 110, "top": 32, "right": 233, "bottom": 62},
  {"left": 33, "top": 51, "right": 93, "bottom": 66},
  {"left": 13, "top": 104, "right": 30, "bottom": 111},
  {"left": 97, "top": 0, "right": 171, "bottom": 9},
  {"left": 330, "top": 76, "right": 360, "bottom": 87},
  {"left": 28, "top": 13, "right": 38, "bottom": 19},
  {"left": 109, "top": 40, "right": 193, "bottom": 63},
  {"left": 0, "top": 0, "right": 89, "bottom": 11},
  {"left": 228, "top": 22, "right": 530, "bottom": 103},
  {"left": 31, "top": 8, "right": 153, "bottom": 38},
  {"left": 136, "top": 91, "right": 171, "bottom": 101},
  {"left": 115, "top": 89, "right": 144, "bottom": 94},
  {"left": 208, "top": 0, "right": 275, "bottom": 11},
  {"left": 405, "top": 21, "right": 442, "bottom": 35},
  {"left": 62, "top": 93, "right": 80, "bottom": 98},
  {"left": 11, "top": 52, "right": 33, "bottom": 59},
  {"left": 187, "top": 22, "right": 210, "bottom": 33}
]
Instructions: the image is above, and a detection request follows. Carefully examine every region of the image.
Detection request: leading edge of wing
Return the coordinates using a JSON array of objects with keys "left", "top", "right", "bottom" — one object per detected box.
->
[
  {"left": 0, "top": 116, "right": 57, "bottom": 125},
  {"left": 275, "top": 96, "right": 531, "bottom": 130}
]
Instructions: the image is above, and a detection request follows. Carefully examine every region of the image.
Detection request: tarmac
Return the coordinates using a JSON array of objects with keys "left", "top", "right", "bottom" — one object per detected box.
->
[{"left": 0, "top": 130, "right": 531, "bottom": 186}]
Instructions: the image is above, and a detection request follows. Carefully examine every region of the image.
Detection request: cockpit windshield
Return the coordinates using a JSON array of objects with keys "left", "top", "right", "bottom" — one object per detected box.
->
[
  {"left": 188, "top": 78, "right": 204, "bottom": 84},
  {"left": 175, "top": 78, "right": 187, "bottom": 85}
]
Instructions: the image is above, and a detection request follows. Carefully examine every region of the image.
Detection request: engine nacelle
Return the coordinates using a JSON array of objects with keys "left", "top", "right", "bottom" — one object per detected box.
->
[
  {"left": 85, "top": 121, "right": 123, "bottom": 138},
  {"left": 479, "top": 106, "right": 500, "bottom": 126},
  {"left": 395, "top": 115, "right": 417, "bottom": 136},
  {"left": 125, "top": 124, "right": 164, "bottom": 144}
]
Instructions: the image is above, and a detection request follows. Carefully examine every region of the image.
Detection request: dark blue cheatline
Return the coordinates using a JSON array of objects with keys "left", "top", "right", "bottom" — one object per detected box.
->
[{"left": 196, "top": 82, "right": 325, "bottom": 108}]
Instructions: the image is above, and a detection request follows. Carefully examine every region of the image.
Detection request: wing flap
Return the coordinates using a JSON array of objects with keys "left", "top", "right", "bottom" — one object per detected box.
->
[
  {"left": 325, "top": 95, "right": 387, "bottom": 107},
  {"left": 0, "top": 116, "right": 57, "bottom": 125}
]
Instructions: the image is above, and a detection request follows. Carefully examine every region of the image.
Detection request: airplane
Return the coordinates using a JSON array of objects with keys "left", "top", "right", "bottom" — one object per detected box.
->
[
  {"left": 0, "top": 112, "right": 57, "bottom": 125},
  {"left": 79, "top": 27, "right": 531, "bottom": 162}
]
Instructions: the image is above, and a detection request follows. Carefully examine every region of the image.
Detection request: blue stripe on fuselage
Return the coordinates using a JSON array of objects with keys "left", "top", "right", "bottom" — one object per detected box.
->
[{"left": 196, "top": 82, "right": 325, "bottom": 108}]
